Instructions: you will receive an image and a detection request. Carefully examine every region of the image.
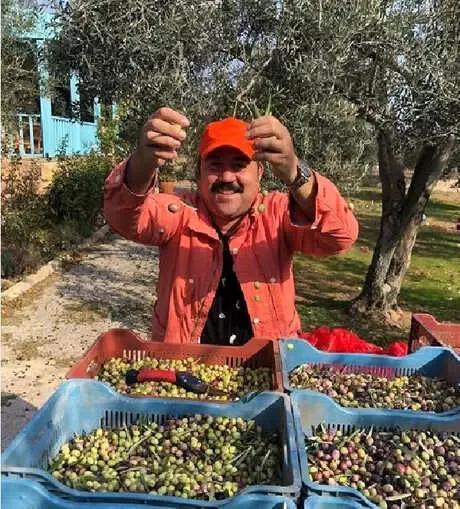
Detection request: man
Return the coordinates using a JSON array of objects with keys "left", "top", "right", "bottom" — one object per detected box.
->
[{"left": 104, "top": 107, "right": 359, "bottom": 344}]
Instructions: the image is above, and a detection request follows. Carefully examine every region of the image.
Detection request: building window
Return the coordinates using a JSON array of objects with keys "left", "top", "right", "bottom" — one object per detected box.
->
[
  {"left": 51, "top": 83, "right": 72, "bottom": 118},
  {"left": 79, "top": 89, "right": 94, "bottom": 123}
]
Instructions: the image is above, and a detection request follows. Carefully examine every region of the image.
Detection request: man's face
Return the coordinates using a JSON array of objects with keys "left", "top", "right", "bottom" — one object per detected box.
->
[{"left": 199, "top": 146, "right": 263, "bottom": 221}]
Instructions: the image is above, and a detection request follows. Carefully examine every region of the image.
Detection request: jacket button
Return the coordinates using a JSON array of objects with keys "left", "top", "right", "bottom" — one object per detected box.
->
[
  {"left": 253, "top": 317, "right": 260, "bottom": 324},
  {"left": 262, "top": 190, "right": 269, "bottom": 197},
  {"left": 269, "top": 277, "right": 276, "bottom": 284},
  {"left": 254, "top": 281, "right": 261, "bottom": 289},
  {"left": 254, "top": 295, "right": 261, "bottom": 302},
  {"left": 189, "top": 278, "right": 194, "bottom": 284},
  {"left": 232, "top": 248, "right": 238, "bottom": 255},
  {"left": 258, "top": 204, "right": 266, "bottom": 213},
  {"left": 158, "top": 228, "right": 165, "bottom": 234},
  {"left": 168, "top": 203, "right": 179, "bottom": 213}
]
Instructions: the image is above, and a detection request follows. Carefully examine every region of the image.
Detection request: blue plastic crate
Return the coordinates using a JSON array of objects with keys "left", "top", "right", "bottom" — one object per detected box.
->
[
  {"left": 1, "top": 475, "right": 297, "bottom": 509},
  {"left": 291, "top": 391, "right": 460, "bottom": 509},
  {"left": 303, "top": 495, "right": 361, "bottom": 508},
  {"left": 279, "top": 339, "right": 460, "bottom": 415},
  {"left": 1, "top": 380, "right": 301, "bottom": 505}
]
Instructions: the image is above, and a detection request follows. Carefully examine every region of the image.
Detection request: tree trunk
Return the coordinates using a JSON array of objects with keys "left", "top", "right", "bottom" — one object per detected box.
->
[
  {"left": 351, "top": 129, "right": 405, "bottom": 314},
  {"left": 352, "top": 132, "right": 456, "bottom": 317},
  {"left": 384, "top": 219, "right": 419, "bottom": 308}
]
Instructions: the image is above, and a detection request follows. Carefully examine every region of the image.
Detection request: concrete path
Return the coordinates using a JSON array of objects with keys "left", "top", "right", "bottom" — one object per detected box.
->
[{"left": 1, "top": 232, "right": 158, "bottom": 448}]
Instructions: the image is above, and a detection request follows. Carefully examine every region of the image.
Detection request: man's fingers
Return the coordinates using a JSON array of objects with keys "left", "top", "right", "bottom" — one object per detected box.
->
[
  {"left": 253, "top": 136, "right": 283, "bottom": 153},
  {"left": 145, "top": 132, "right": 181, "bottom": 149},
  {"left": 145, "top": 118, "right": 187, "bottom": 141},
  {"left": 252, "top": 151, "right": 284, "bottom": 165},
  {"left": 246, "top": 121, "right": 283, "bottom": 140},
  {"left": 151, "top": 107, "right": 190, "bottom": 128},
  {"left": 151, "top": 149, "right": 178, "bottom": 161}
]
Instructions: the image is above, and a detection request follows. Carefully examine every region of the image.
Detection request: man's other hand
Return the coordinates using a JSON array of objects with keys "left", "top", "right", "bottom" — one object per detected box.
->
[
  {"left": 246, "top": 116, "right": 298, "bottom": 186},
  {"left": 138, "top": 107, "right": 190, "bottom": 170}
]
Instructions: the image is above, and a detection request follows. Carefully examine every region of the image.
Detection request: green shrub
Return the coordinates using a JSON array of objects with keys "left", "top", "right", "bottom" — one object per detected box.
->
[
  {"left": 1, "top": 156, "right": 59, "bottom": 277},
  {"left": 2, "top": 152, "right": 116, "bottom": 278},
  {"left": 1, "top": 210, "right": 60, "bottom": 277},
  {"left": 47, "top": 151, "right": 114, "bottom": 235}
]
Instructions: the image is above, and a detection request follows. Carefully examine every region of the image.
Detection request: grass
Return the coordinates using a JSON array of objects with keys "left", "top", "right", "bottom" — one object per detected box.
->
[
  {"left": 294, "top": 187, "right": 460, "bottom": 346},
  {"left": 60, "top": 301, "right": 110, "bottom": 324},
  {"left": 1, "top": 273, "right": 61, "bottom": 326},
  {"left": 9, "top": 338, "right": 42, "bottom": 361}
]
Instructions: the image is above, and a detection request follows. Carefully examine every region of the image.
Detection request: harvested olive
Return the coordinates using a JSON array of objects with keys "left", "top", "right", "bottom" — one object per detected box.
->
[
  {"left": 289, "top": 364, "right": 460, "bottom": 412},
  {"left": 49, "top": 414, "right": 282, "bottom": 501},
  {"left": 96, "top": 356, "right": 272, "bottom": 401},
  {"left": 306, "top": 427, "right": 460, "bottom": 508}
]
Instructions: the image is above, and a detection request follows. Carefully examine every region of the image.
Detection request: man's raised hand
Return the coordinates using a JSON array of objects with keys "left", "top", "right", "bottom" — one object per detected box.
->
[
  {"left": 127, "top": 107, "right": 190, "bottom": 194},
  {"left": 139, "top": 107, "right": 190, "bottom": 169}
]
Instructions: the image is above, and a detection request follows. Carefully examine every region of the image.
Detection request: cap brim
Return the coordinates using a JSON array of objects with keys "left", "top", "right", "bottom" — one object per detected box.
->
[{"left": 201, "top": 140, "right": 254, "bottom": 160}]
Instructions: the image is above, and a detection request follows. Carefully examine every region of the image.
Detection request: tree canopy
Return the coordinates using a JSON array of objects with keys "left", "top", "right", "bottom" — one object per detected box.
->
[{"left": 48, "top": 0, "right": 377, "bottom": 186}]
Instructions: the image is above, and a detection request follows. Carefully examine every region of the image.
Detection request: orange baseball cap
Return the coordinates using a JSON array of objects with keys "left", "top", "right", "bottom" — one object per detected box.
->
[{"left": 199, "top": 117, "right": 255, "bottom": 159}]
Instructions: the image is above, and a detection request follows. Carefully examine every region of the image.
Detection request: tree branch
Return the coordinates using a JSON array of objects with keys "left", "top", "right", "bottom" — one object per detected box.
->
[
  {"left": 402, "top": 134, "right": 456, "bottom": 225},
  {"left": 355, "top": 104, "right": 385, "bottom": 127},
  {"left": 235, "top": 54, "right": 273, "bottom": 102},
  {"left": 332, "top": 80, "right": 385, "bottom": 127},
  {"left": 233, "top": 53, "right": 273, "bottom": 108},
  {"left": 384, "top": 56, "right": 413, "bottom": 84},
  {"left": 356, "top": 42, "right": 413, "bottom": 84}
]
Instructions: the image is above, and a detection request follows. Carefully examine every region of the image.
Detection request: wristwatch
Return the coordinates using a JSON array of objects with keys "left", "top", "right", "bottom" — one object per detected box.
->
[{"left": 286, "top": 159, "right": 312, "bottom": 192}]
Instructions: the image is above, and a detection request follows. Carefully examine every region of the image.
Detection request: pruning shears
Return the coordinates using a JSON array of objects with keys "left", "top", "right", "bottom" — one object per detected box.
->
[{"left": 125, "top": 368, "right": 227, "bottom": 396}]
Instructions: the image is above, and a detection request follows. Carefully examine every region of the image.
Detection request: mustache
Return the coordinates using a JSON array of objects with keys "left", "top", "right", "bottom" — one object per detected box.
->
[{"left": 211, "top": 181, "right": 244, "bottom": 193}]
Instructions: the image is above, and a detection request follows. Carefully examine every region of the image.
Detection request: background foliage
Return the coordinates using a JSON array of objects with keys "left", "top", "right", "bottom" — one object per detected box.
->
[{"left": 48, "top": 0, "right": 379, "bottom": 189}]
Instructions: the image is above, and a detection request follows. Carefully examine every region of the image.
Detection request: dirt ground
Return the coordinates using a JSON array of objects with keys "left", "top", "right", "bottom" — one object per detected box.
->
[{"left": 1, "top": 232, "right": 159, "bottom": 449}]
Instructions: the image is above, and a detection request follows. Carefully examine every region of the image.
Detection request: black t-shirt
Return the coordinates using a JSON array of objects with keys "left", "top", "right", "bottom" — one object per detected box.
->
[{"left": 200, "top": 232, "right": 253, "bottom": 346}]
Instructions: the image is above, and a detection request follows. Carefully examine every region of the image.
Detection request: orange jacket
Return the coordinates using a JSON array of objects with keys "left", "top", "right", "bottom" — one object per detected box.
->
[{"left": 104, "top": 160, "right": 359, "bottom": 343}]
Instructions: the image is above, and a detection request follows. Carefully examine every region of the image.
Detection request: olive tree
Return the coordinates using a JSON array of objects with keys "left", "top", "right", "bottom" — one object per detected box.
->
[
  {"left": 1, "top": 1, "right": 42, "bottom": 137},
  {"left": 272, "top": 0, "right": 459, "bottom": 315}
]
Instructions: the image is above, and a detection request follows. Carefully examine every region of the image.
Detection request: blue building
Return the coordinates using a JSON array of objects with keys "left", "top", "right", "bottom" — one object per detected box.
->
[{"left": 13, "top": 11, "right": 100, "bottom": 158}]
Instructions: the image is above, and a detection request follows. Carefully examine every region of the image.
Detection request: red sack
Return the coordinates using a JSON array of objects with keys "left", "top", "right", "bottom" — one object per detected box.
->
[
  {"left": 382, "top": 341, "right": 409, "bottom": 356},
  {"left": 299, "top": 326, "right": 408, "bottom": 356}
]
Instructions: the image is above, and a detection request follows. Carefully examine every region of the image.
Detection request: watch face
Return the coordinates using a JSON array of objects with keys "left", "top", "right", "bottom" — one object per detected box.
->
[{"left": 298, "top": 160, "right": 312, "bottom": 179}]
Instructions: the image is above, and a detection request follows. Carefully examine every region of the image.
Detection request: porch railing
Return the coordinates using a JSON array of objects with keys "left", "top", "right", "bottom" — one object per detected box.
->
[
  {"left": 16, "top": 114, "right": 98, "bottom": 157},
  {"left": 18, "top": 114, "right": 43, "bottom": 156}
]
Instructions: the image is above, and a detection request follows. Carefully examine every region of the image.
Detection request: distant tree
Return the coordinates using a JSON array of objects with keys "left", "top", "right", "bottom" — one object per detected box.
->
[{"left": 1, "top": 1, "right": 41, "bottom": 136}]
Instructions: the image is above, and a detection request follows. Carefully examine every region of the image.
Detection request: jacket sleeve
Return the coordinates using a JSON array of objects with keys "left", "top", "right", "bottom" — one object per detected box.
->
[
  {"left": 281, "top": 172, "right": 359, "bottom": 256},
  {"left": 103, "top": 158, "right": 186, "bottom": 246}
]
